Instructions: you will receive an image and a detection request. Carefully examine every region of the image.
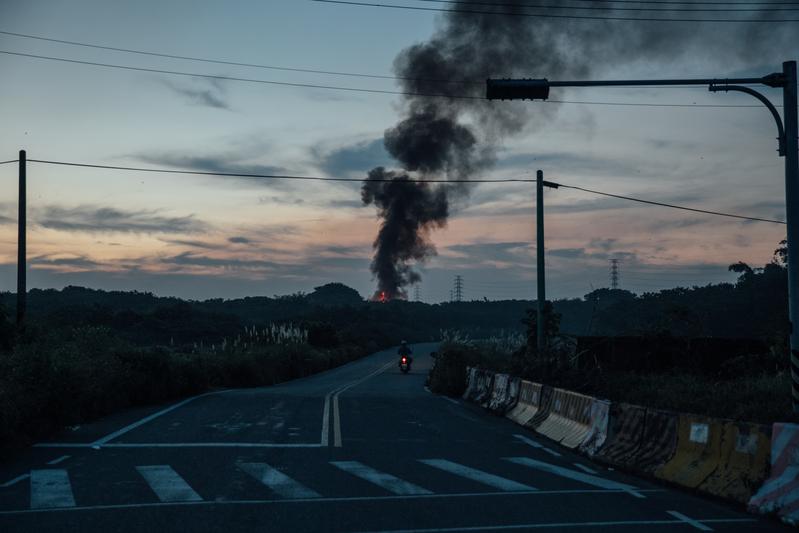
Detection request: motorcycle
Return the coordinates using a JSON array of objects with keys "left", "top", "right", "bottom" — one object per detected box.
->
[{"left": 399, "top": 355, "right": 412, "bottom": 374}]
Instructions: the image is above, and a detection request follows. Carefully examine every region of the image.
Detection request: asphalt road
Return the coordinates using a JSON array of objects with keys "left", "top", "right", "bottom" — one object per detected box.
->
[{"left": 0, "top": 343, "right": 789, "bottom": 532}]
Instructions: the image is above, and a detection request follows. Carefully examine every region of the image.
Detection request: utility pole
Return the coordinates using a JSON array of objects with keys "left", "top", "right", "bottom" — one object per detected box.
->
[
  {"left": 487, "top": 61, "right": 799, "bottom": 412},
  {"left": 454, "top": 275, "right": 463, "bottom": 302},
  {"left": 610, "top": 259, "right": 620, "bottom": 290},
  {"left": 17, "top": 150, "right": 26, "bottom": 327},
  {"left": 536, "top": 170, "right": 546, "bottom": 353}
]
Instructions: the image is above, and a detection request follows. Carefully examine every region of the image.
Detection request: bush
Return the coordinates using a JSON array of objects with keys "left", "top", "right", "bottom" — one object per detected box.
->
[{"left": 427, "top": 341, "right": 481, "bottom": 397}]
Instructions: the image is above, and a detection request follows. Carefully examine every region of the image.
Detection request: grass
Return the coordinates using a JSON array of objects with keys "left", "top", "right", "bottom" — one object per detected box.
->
[
  {"left": 429, "top": 340, "right": 799, "bottom": 425},
  {"left": 0, "top": 325, "right": 367, "bottom": 451}
]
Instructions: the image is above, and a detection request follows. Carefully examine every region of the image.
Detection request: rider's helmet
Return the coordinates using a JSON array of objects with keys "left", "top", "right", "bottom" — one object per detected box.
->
[{"left": 401, "top": 340, "right": 407, "bottom": 345}]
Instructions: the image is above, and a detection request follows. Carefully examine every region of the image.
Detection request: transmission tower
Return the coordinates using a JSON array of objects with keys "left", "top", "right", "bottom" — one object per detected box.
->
[
  {"left": 454, "top": 275, "right": 464, "bottom": 302},
  {"left": 413, "top": 284, "right": 421, "bottom": 302},
  {"left": 610, "top": 259, "right": 620, "bottom": 290}
]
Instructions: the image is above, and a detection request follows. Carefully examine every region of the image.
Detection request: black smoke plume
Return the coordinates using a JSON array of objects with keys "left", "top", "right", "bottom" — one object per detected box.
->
[{"left": 364, "top": 1, "right": 794, "bottom": 299}]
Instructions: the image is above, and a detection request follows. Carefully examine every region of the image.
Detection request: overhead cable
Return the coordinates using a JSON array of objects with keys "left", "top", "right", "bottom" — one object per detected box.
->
[{"left": 0, "top": 50, "right": 777, "bottom": 108}]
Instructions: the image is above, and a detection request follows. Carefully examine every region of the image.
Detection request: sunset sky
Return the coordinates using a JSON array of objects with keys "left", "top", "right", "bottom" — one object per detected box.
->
[{"left": 0, "top": 1, "right": 796, "bottom": 302}]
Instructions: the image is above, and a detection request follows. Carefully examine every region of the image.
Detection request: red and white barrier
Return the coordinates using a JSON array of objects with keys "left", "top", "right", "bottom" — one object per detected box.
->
[{"left": 749, "top": 422, "right": 799, "bottom": 526}]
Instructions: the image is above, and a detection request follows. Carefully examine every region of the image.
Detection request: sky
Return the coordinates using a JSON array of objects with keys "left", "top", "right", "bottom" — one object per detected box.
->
[{"left": 0, "top": 0, "right": 796, "bottom": 302}]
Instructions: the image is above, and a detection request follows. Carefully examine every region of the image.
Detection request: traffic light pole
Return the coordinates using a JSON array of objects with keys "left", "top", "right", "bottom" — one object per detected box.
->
[{"left": 489, "top": 61, "right": 799, "bottom": 413}]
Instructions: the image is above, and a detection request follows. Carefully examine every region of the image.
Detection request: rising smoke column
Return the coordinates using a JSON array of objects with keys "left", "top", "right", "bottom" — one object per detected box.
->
[{"left": 364, "top": 1, "right": 794, "bottom": 299}]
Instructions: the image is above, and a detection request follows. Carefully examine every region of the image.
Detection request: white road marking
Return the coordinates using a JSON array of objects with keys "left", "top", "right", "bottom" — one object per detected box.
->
[
  {"left": 504, "top": 457, "right": 640, "bottom": 494},
  {"left": 32, "top": 389, "right": 230, "bottom": 449},
  {"left": 419, "top": 459, "right": 536, "bottom": 491},
  {"left": 1, "top": 474, "right": 29, "bottom": 488},
  {"left": 667, "top": 510, "right": 714, "bottom": 531},
  {"left": 442, "top": 397, "right": 460, "bottom": 405},
  {"left": 513, "top": 434, "right": 562, "bottom": 457},
  {"left": 30, "top": 469, "right": 75, "bottom": 509},
  {"left": 321, "top": 390, "right": 332, "bottom": 446},
  {"left": 136, "top": 465, "right": 202, "bottom": 502},
  {"left": 350, "top": 517, "right": 754, "bottom": 533},
  {"left": 0, "top": 488, "right": 667, "bottom": 515},
  {"left": 330, "top": 360, "right": 394, "bottom": 448},
  {"left": 238, "top": 463, "right": 320, "bottom": 499},
  {"left": 330, "top": 461, "right": 432, "bottom": 495},
  {"left": 571, "top": 463, "right": 598, "bottom": 475},
  {"left": 46, "top": 455, "right": 70, "bottom": 465},
  {"left": 35, "top": 442, "right": 323, "bottom": 448}
]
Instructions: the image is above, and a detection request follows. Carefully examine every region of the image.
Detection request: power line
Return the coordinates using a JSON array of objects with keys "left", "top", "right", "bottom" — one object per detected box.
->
[
  {"left": 554, "top": 183, "right": 786, "bottom": 224},
  {"left": 0, "top": 159, "right": 19, "bottom": 165},
  {"left": 25, "top": 158, "right": 537, "bottom": 183},
  {"left": 533, "top": 1, "right": 799, "bottom": 5},
  {"left": 312, "top": 0, "right": 799, "bottom": 21},
  {"left": 23, "top": 158, "right": 786, "bottom": 224},
  {"left": 414, "top": 0, "right": 799, "bottom": 11},
  {"left": 0, "top": 29, "right": 477, "bottom": 86},
  {"left": 0, "top": 50, "right": 777, "bottom": 108}
]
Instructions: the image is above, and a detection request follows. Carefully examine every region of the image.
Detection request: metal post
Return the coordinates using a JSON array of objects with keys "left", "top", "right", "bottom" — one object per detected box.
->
[
  {"left": 783, "top": 61, "right": 799, "bottom": 414},
  {"left": 536, "top": 169, "right": 545, "bottom": 353},
  {"left": 17, "top": 150, "right": 26, "bottom": 327}
]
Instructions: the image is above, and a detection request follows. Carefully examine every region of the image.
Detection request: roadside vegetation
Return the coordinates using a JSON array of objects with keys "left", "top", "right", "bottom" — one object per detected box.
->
[{"left": 429, "top": 243, "right": 798, "bottom": 425}]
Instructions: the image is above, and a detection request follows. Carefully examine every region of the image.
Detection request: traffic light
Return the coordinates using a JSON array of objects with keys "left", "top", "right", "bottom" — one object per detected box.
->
[{"left": 486, "top": 79, "right": 550, "bottom": 100}]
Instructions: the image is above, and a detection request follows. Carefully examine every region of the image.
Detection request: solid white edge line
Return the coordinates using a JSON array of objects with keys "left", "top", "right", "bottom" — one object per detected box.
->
[
  {"left": 571, "top": 463, "right": 598, "bottom": 475},
  {"left": 351, "top": 517, "right": 754, "bottom": 533},
  {"left": 0, "top": 474, "right": 30, "bottom": 488},
  {"left": 512, "top": 434, "right": 542, "bottom": 449},
  {"left": 0, "top": 488, "right": 668, "bottom": 515},
  {"left": 321, "top": 391, "right": 332, "bottom": 447},
  {"left": 46, "top": 456, "right": 70, "bottom": 466},
  {"left": 666, "top": 510, "right": 714, "bottom": 531}
]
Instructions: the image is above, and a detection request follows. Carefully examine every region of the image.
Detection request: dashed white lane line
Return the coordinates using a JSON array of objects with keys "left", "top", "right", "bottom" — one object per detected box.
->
[
  {"left": 331, "top": 461, "right": 432, "bottom": 495},
  {"left": 667, "top": 510, "right": 714, "bottom": 531},
  {"left": 513, "top": 434, "right": 562, "bottom": 458},
  {"left": 136, "top": 465, "right": 202, "bottom": 502},
  {"left": 46, "top": 455, "right": 70, "bottom": 466},
  {"left": 30, "top": 469, "right": 75, "bottom": 509},
  {"left": 571, "top": 463, "right": 598, "bottom": 475},
  {"left": 1, "top": 474, "right": 29, "bottom": 488},
  {"left": 504, "top": 457, "right": 641, "bottom": 496},
  {"left": 419, "top": 459, "right": 536, "bottom": 492},
  {"left": 442, "top": 397, "right": 460, "bottom": 406},
  {"left": 238, "top": 463, "right": 321, "bottom": 499}
]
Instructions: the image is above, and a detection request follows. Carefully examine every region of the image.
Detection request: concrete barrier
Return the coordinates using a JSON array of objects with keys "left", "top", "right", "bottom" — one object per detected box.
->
[
  {"left": 506, "top": 381, "right": 543, "bottom": 427},
  {"left": 579, "top": 399, "right": 610, "bottom": 457},
  {"left": 630, "top": 408, "right": 678, "bottom": 474},
  {"left": 535, "top": 388, "right": 594, "bottom": 449},
  {"left": 461, "top": 367, "right": 479, "bottom": 401},
  {"left": 526, "top": 385, "right": 555, "bottom": 429},
  {"left": 594, "top": 403, "right": 646, "bottom": 467},
  {"left": 486, "top": 373, "right": 516, "bottom": 414},
  {"left": 655, "top": 415, "right": 723, "bottom": 488},
  {"left": 699, "top": 422, "right": 771, "bottom": 504},
  {"left": 473, "top": 370, "right": 495, "bottom": 406},
  {"left": 749, "top": 423, "right": 799, "bottom": 526}
]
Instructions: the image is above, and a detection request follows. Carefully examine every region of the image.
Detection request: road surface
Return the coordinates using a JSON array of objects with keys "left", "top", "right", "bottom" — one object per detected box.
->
[{"left": 0, "top": 343, "right": 788, "bottom": 532}]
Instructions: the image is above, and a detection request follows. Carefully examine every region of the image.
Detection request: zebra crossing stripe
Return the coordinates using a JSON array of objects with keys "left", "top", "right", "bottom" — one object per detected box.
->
[
  {"left": 136, "top": 465, "right": 202, "bottom": 502},
  {"left": 330, "top": 461, "right": 432, "bottom": 495},
  {"left": 30, "top": 470, "right": 75, "bottom": 509},
  {"left": 238, "top": 463, "right": 321, "bottom": 499},
  {"left": 504, "top": 457, "right": 639, "bottom": 492},
  {"left": 419, "top": 459, "right": 536, "bottom": 491}
]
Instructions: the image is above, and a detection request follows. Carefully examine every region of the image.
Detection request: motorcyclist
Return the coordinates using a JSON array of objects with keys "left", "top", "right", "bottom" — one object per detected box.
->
[{"left": 398, "top": 340, "right": 413, "bottom": 366}]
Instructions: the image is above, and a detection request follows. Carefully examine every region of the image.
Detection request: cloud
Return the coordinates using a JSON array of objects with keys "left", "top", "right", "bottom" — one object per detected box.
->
[
  {"left": 228, "top": 236, "right": 252, "bottom": 244},
  {"left": 159, "top": 78, "right": 231, "bottom": 110},
  {"left": 30, "top": 254, "right": 103, "bottom": 270},
  {"left": 160, "top": 238, "right": 223, "bottom": 250},
  {"left": 37, "top": 206, "right": 209, "bottom": 234},
  {"left": 312, "top": 138, "right": 392, "bottom": 177}
]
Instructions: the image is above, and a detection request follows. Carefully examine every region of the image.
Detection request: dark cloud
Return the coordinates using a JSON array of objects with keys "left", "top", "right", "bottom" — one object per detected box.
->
[
  {"left": 37, "top": 206, "right": 208, "bottom": 234},
  {"left": 161, "top": 238, "right": 223, "bottom": 250},
  {"left": 160, "top": 78, "right": 230, "bottom": 110},
  {"left": 228, "top": 236, "right": 252, "bottom": 244},
  {"left": 30, "top": 255, "right": 103, "bottom": 269},
  {"left": 160, "top": 252, "right": 281, "bottom": 270},
  {"left": 312, "top": 138, "right": 392, "bottom": 177}
]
